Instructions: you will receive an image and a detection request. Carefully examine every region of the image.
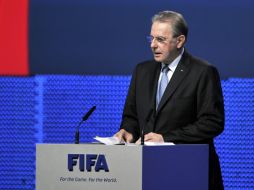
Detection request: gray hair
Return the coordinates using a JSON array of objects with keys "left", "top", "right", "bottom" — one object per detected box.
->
[{"left": 152, "top": 10, "right": 188, "bottom": 39}]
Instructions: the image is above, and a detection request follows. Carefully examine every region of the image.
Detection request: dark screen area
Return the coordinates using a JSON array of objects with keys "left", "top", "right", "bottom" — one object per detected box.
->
[{"left": 29, "top": 0, "right": 254, "bottom": 78}]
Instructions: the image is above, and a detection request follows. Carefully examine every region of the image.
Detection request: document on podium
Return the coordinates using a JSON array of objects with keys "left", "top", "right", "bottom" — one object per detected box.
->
[
  {"left": 94, "top": 136, "right": 125, "bottom": 145},
  {"left": 94, "top": 136, "right": 174, "bottom": 146}
]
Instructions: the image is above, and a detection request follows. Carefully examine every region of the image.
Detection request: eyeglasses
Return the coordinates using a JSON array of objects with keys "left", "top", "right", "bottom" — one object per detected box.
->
[
  {"left": 146, "top": 35, "right": 178, "bottom": 44},
  {"left": 146, "top": 36, "right": 168, "bottom": 44}
]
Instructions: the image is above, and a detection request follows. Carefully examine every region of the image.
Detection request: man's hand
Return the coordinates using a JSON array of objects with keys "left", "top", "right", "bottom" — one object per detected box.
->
[
  {"left": 135, "top": 132, "right": 164, "bottom": 144},
  {"left": 114, "top": 129, "right": 133, "bottom": 143}
]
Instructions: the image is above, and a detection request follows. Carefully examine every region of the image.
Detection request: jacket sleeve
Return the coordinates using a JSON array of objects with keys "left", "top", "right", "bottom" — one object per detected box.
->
[
  {"left": 119, "top": 66, "right": 140, "bottom": 140},
  {"left": 163, "top": 65, "right": 224, "bottom": 143}
]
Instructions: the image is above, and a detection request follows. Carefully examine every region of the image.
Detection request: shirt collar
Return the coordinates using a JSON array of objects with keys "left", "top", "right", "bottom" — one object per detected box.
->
[{"left": 161, "top": 48, "right": 184, "bottom": 72}]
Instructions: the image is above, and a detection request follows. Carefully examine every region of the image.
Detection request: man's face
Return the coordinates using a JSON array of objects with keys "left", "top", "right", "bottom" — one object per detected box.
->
[{"left": 150, "top": 21, "right": 180, "bottom": 63}]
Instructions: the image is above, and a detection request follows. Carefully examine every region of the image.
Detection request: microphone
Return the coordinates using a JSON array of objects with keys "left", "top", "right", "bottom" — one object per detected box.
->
[
  {"left": 141, "top": 109, "right": 153, "bottom": 145},
  {"left": 75, "top": 106, "right": 96, "bottom": 144}
]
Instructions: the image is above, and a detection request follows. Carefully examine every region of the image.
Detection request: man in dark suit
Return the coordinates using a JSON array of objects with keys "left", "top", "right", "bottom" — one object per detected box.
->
[{"left": 115, "top": 10, "right": 224, "bottom": 189}]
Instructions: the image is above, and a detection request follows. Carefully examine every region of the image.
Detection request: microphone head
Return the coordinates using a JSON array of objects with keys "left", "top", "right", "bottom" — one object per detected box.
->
[{"left": 82, "top": 106, "right": 96, "bottom": 121}]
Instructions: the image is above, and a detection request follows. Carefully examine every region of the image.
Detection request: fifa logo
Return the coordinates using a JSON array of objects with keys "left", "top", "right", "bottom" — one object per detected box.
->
[{"left": 68, "top": 154, "right": 109, "bottom": 172}]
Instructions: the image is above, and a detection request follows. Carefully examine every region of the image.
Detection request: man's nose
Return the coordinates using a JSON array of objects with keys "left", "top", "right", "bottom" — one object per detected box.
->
[{"left": 150, "top": 39, "right": 157, "bottom": 48}]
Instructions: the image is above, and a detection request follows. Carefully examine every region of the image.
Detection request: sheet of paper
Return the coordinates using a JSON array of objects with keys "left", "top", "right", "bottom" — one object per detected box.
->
[
  {"left": 125, "top": 142, "right": 174, "bottom": 146},
  {"left": 143, "top": 142, "right": 174, "bottom": 146},
  {"left": 94, "top": 136, "right": 174, "bottom": 146},
  {"left": 94, "top": 136, "right": 124, "bottom": 145}
]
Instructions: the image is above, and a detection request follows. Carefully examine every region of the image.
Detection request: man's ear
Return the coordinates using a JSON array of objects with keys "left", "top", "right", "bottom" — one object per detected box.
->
[{"left": 176, "top": 35, "right": 186, "bottom": 49}]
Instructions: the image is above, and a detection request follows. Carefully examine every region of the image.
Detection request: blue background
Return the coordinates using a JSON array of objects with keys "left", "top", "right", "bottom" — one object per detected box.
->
[{"left": 29, "top": 0, "right": 254, "bottom": 78}]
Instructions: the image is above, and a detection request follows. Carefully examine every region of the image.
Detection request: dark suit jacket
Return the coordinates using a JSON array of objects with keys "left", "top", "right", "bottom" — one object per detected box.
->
[{"left": 120, "top": 51, "right": 224, "bottom": 189}]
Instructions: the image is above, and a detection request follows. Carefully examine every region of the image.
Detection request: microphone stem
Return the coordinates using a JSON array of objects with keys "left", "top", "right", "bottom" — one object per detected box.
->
[
  {"left": 141, "top": 129, "right": 144, "bottom": 145},
  {"left": 74, "top": 106, "right": 96, "bottom": 144},
  {"left": 75, "top": 131, "right": 80, "bottom": 144},
  {"left": 75, "top": 120, "right": 83, "bottom": 144}
]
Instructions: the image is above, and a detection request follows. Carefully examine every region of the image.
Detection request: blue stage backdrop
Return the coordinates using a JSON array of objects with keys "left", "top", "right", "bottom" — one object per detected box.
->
[
  {"left": 29, "top": 0, "right": 254, "bottom": 78},
  {"left": 0, "top": 76, "right": 253, "bottom": 189}
]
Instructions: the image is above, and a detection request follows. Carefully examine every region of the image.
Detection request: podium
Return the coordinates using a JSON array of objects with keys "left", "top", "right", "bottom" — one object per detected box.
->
[{"left": 36, "top": 144, "right": 208, "bottom": 190}]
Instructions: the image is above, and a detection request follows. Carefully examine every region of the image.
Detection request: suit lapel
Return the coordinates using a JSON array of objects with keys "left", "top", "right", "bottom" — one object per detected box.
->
[
  {"left": 150, "top": 62, "right": 161, "bottom": 112},
  {"left": 156, "top": 52, "right": 190, "bottom": 113}
]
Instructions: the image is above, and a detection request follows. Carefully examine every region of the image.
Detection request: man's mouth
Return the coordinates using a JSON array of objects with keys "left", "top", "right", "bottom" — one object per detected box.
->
[{"left": 154, "top": 52, "right": 162, "bottom": 56}]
